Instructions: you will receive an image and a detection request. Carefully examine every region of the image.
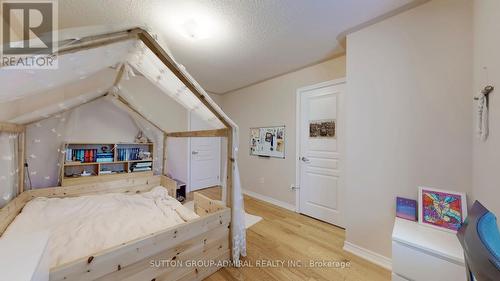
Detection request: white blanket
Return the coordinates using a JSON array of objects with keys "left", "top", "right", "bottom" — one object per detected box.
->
[{"left": 2, "top": 186, "right": 199, "bottom": 268}]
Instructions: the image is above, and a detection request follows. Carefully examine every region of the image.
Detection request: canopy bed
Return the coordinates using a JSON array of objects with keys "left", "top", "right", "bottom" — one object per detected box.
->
[{"left": 0, "top": 27, "right": 245, "bottom": 281}]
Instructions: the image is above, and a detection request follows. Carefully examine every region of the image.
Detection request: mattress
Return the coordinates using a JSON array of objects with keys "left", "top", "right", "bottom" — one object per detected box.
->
[{"left": 1, "top": 186, "right": 199, "bottom": 268}]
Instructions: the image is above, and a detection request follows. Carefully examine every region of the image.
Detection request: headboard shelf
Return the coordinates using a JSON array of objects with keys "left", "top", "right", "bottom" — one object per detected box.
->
[{"left": 61, "top": 142, "right": 154, "bottom": 186}]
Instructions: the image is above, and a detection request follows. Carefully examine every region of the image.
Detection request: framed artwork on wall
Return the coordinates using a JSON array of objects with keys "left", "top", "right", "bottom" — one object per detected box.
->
[{"left": 418, "top": 186, "right": 467, "bottom": 232}]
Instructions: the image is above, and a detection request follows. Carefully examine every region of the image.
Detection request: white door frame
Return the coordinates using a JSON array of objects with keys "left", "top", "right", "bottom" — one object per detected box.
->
[{"left": 295, "top": 78, "right": 346, "bottom": 213}]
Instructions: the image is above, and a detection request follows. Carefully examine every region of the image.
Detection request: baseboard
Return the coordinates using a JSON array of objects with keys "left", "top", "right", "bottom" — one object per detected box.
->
[
  {"left": 242, "top": 189, "right": 296, "bottom": 211},
  {"left": 343, "top": 241, "right": 392, "bottom": 270}
]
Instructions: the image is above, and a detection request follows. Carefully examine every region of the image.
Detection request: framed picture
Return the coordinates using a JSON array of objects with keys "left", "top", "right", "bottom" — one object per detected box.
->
[
  {"left": 418, "top": 187, "right": 467, "bottom": 232},
  {"left": 309, "top": 119, "right": 335, "bottom": 138},
  {"left": 396, "top": 197, "right": 417, "bottom": 221}
]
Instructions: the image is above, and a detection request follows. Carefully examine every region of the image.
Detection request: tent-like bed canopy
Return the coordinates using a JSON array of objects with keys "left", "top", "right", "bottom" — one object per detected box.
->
[{"left": 0, "top": 27, "right": 246, "bottom": 263}]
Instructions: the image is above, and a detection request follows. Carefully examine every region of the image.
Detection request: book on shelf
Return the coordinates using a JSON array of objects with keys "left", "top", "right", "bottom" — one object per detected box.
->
[
  {"left": 67, "top": 148, "right": 99, "bottom": 163},
  {"left": 134, "top": 162, "right": 152, "bottom": 168},
  {"left": 131, "top": 167, "right": 152, "bottom": 172},
  {"left": 65, "top": 148, "right": 72, "bottom": 161},
  {"left": 117, "top": 148, "right": 142, "bottom": 161},
  {"left": 96, "top": 152, "right": 114, "bottom": 163}
]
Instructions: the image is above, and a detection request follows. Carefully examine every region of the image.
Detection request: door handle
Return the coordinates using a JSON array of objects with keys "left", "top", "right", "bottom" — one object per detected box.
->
[
  {"left": 192, "top": 151, "right": 199, "bottom": 155},
  {"left": 301, "top": 156, "right": 310, "bottom": 163}
]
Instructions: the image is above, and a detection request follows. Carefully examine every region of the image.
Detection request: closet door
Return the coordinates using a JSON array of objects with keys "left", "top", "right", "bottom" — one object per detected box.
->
[
  {"left": 189, "top": 112, "right": 221, "bottom": 191},
  {"left": 298, "top": 80, "right": 345, "bottom": 227}
]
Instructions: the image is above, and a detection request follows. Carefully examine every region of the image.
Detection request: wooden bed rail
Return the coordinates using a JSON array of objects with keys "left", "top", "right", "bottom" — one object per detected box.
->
[
  {"left": 50, "top": 208, "right": 230, "bottom": 281},
  {"left": 160, "top": 175, "right": 177, "bottom": 198},
  {"left": 0, "top": 174, "right": 231, "bottom": 281},
  {"left": 194, "top": 193, "right": 226, "bottom": 216}
]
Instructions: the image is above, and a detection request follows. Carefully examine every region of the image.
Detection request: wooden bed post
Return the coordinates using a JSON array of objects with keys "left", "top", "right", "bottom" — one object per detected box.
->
[
  {"left": 0, "top": 122, "right": 26, "bottom": 194},
  {"left": 18, "top": 130, "right": 25, "bottom": 193}
]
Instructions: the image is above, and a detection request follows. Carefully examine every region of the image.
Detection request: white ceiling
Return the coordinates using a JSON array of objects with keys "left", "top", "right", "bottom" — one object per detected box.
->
[{"left": 59, "top": 0, "right": 416, "bottom": 94}]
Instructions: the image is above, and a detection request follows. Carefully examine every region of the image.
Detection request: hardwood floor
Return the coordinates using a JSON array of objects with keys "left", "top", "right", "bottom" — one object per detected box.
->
[{"left": 194, "top": 188, "right": 390, "bottom": 281}]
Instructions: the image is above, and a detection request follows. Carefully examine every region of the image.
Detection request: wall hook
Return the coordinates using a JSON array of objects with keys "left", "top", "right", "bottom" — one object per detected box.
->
[{"left": 474, "top": 85, "right": 494, "bottom": 100}]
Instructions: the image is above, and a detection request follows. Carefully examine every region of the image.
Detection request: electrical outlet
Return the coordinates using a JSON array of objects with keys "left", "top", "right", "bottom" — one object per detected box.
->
[{"left": 259, "top": 177, "right": 265, "bottom": 184}]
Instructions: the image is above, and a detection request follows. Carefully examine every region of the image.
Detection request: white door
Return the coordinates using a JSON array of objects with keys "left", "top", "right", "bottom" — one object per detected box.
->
[
  {"left": 189, "top": 112, "right": 221, "bottom": 191},
  {"left": 298, "top": 80, "right": 345, "bottom": 227}
]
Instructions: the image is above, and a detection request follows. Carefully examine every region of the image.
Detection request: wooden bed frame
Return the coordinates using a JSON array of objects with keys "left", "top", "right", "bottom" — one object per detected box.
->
[
  {"left": 0, "top": 173, "right": 230, "bottom": 281},
  {"left": 0, "top": 28, "right": 239, "bottom": 281}
]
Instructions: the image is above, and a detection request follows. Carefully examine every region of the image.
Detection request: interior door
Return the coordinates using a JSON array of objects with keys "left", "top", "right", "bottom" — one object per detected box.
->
[
  {"left": 189, "top": 112, "right": 221, "bottom": 191},
  {"left": 298, "top": 81, "right": 345, "bottom": 227}
]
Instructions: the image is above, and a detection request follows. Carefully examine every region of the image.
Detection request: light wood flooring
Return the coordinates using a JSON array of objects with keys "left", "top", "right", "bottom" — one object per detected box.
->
[{"left": 192, "top": 188, "right": 390, "bottom": 281}]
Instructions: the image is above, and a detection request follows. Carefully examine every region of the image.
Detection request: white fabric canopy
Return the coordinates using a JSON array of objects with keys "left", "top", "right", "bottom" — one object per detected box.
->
[
  {"left": 0, "top": 40, "right": 135, "bottom": 103},
  {"left": 126, "top": 41, "right": 224, "bottom": 129},
  {"left": 0, "top": 29, "right": 246, "bottom": 262}
]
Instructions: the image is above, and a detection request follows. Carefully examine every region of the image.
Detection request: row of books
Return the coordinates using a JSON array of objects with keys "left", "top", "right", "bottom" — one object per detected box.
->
[
  {"left": 117, "top": 148, "right": 142, "bottom": 161},
  {"left": 65, "top": 148, "right": 150, "bottom": 163},
  {"left": 65, "top": 149, "right": 115, "bottom": 163},
  {"left": 130, "top": 161, "right": 152, "bottom": 172}
]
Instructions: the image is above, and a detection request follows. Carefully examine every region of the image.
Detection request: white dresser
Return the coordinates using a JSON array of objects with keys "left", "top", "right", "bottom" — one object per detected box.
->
[{"left": 392, "top": 218, "right": 467, "bottom": 281}]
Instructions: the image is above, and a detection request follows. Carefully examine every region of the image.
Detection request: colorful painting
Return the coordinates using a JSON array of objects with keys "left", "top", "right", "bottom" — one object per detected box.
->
[
  {"left": 418, "top": 187, "right": 467, "bottom": 232},
  {"left": 396, "top": 197, "right": 417, "bottom": 221}
]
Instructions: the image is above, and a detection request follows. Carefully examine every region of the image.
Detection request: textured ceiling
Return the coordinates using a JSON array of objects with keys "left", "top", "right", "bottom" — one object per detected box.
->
[{"left": 58, "top": 0, "right": 415, "bottom": 94}]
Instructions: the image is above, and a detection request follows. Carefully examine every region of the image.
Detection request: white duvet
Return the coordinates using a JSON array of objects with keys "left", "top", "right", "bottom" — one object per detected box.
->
[{"left": 2, "top": 186, "right": 199, "bottom": 268}]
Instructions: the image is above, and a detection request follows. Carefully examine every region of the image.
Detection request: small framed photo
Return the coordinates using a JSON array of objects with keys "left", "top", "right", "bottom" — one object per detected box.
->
[
  {"left": 396, "top": 197, "right": 417, "bottom": 221},
  {"left": 418, "top": 187, "right": 467, "bottom": 232}
]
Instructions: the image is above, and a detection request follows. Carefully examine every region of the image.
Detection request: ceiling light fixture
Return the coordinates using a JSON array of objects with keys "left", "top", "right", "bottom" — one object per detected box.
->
[{"left": 180, "top": 18, "right": 211, "bottom": 40}]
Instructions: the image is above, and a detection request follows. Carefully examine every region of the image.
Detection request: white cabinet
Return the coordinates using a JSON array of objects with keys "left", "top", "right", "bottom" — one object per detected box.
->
[{"left": 391, "top": 218, "right": 467, "bottom": 281}]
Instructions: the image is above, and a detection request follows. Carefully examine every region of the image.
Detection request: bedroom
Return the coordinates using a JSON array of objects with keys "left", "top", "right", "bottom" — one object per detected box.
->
[{"left": 0, "top": 0, "right": 499, "bottom": 281}]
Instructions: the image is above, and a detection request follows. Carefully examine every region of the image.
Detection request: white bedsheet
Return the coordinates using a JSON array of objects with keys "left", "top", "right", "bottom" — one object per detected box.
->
[{"left": 2, "top": 186, "right": 199, "bottom": 268}]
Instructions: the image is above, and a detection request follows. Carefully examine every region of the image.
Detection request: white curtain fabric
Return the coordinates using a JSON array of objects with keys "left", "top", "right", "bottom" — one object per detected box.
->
[
  {"left": 0, "top": 132, "right": 19, "bottom": 207},
  {"left": 126, "top": 42, "right": 225, "bottom": 129},
  {"left": 231, "top": 144, "right": 247, "bottom": 261}
]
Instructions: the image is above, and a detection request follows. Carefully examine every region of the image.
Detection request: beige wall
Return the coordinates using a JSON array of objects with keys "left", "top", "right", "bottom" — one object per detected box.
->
[
  {"left": 219, "top": 57, "right": 346, "bottom": 206},
  {"left": 345, "top": 0, "right": 473, "bottom": 259},
  {"left": 472, "top": 0, "right": 500, "bottom": 216}
]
